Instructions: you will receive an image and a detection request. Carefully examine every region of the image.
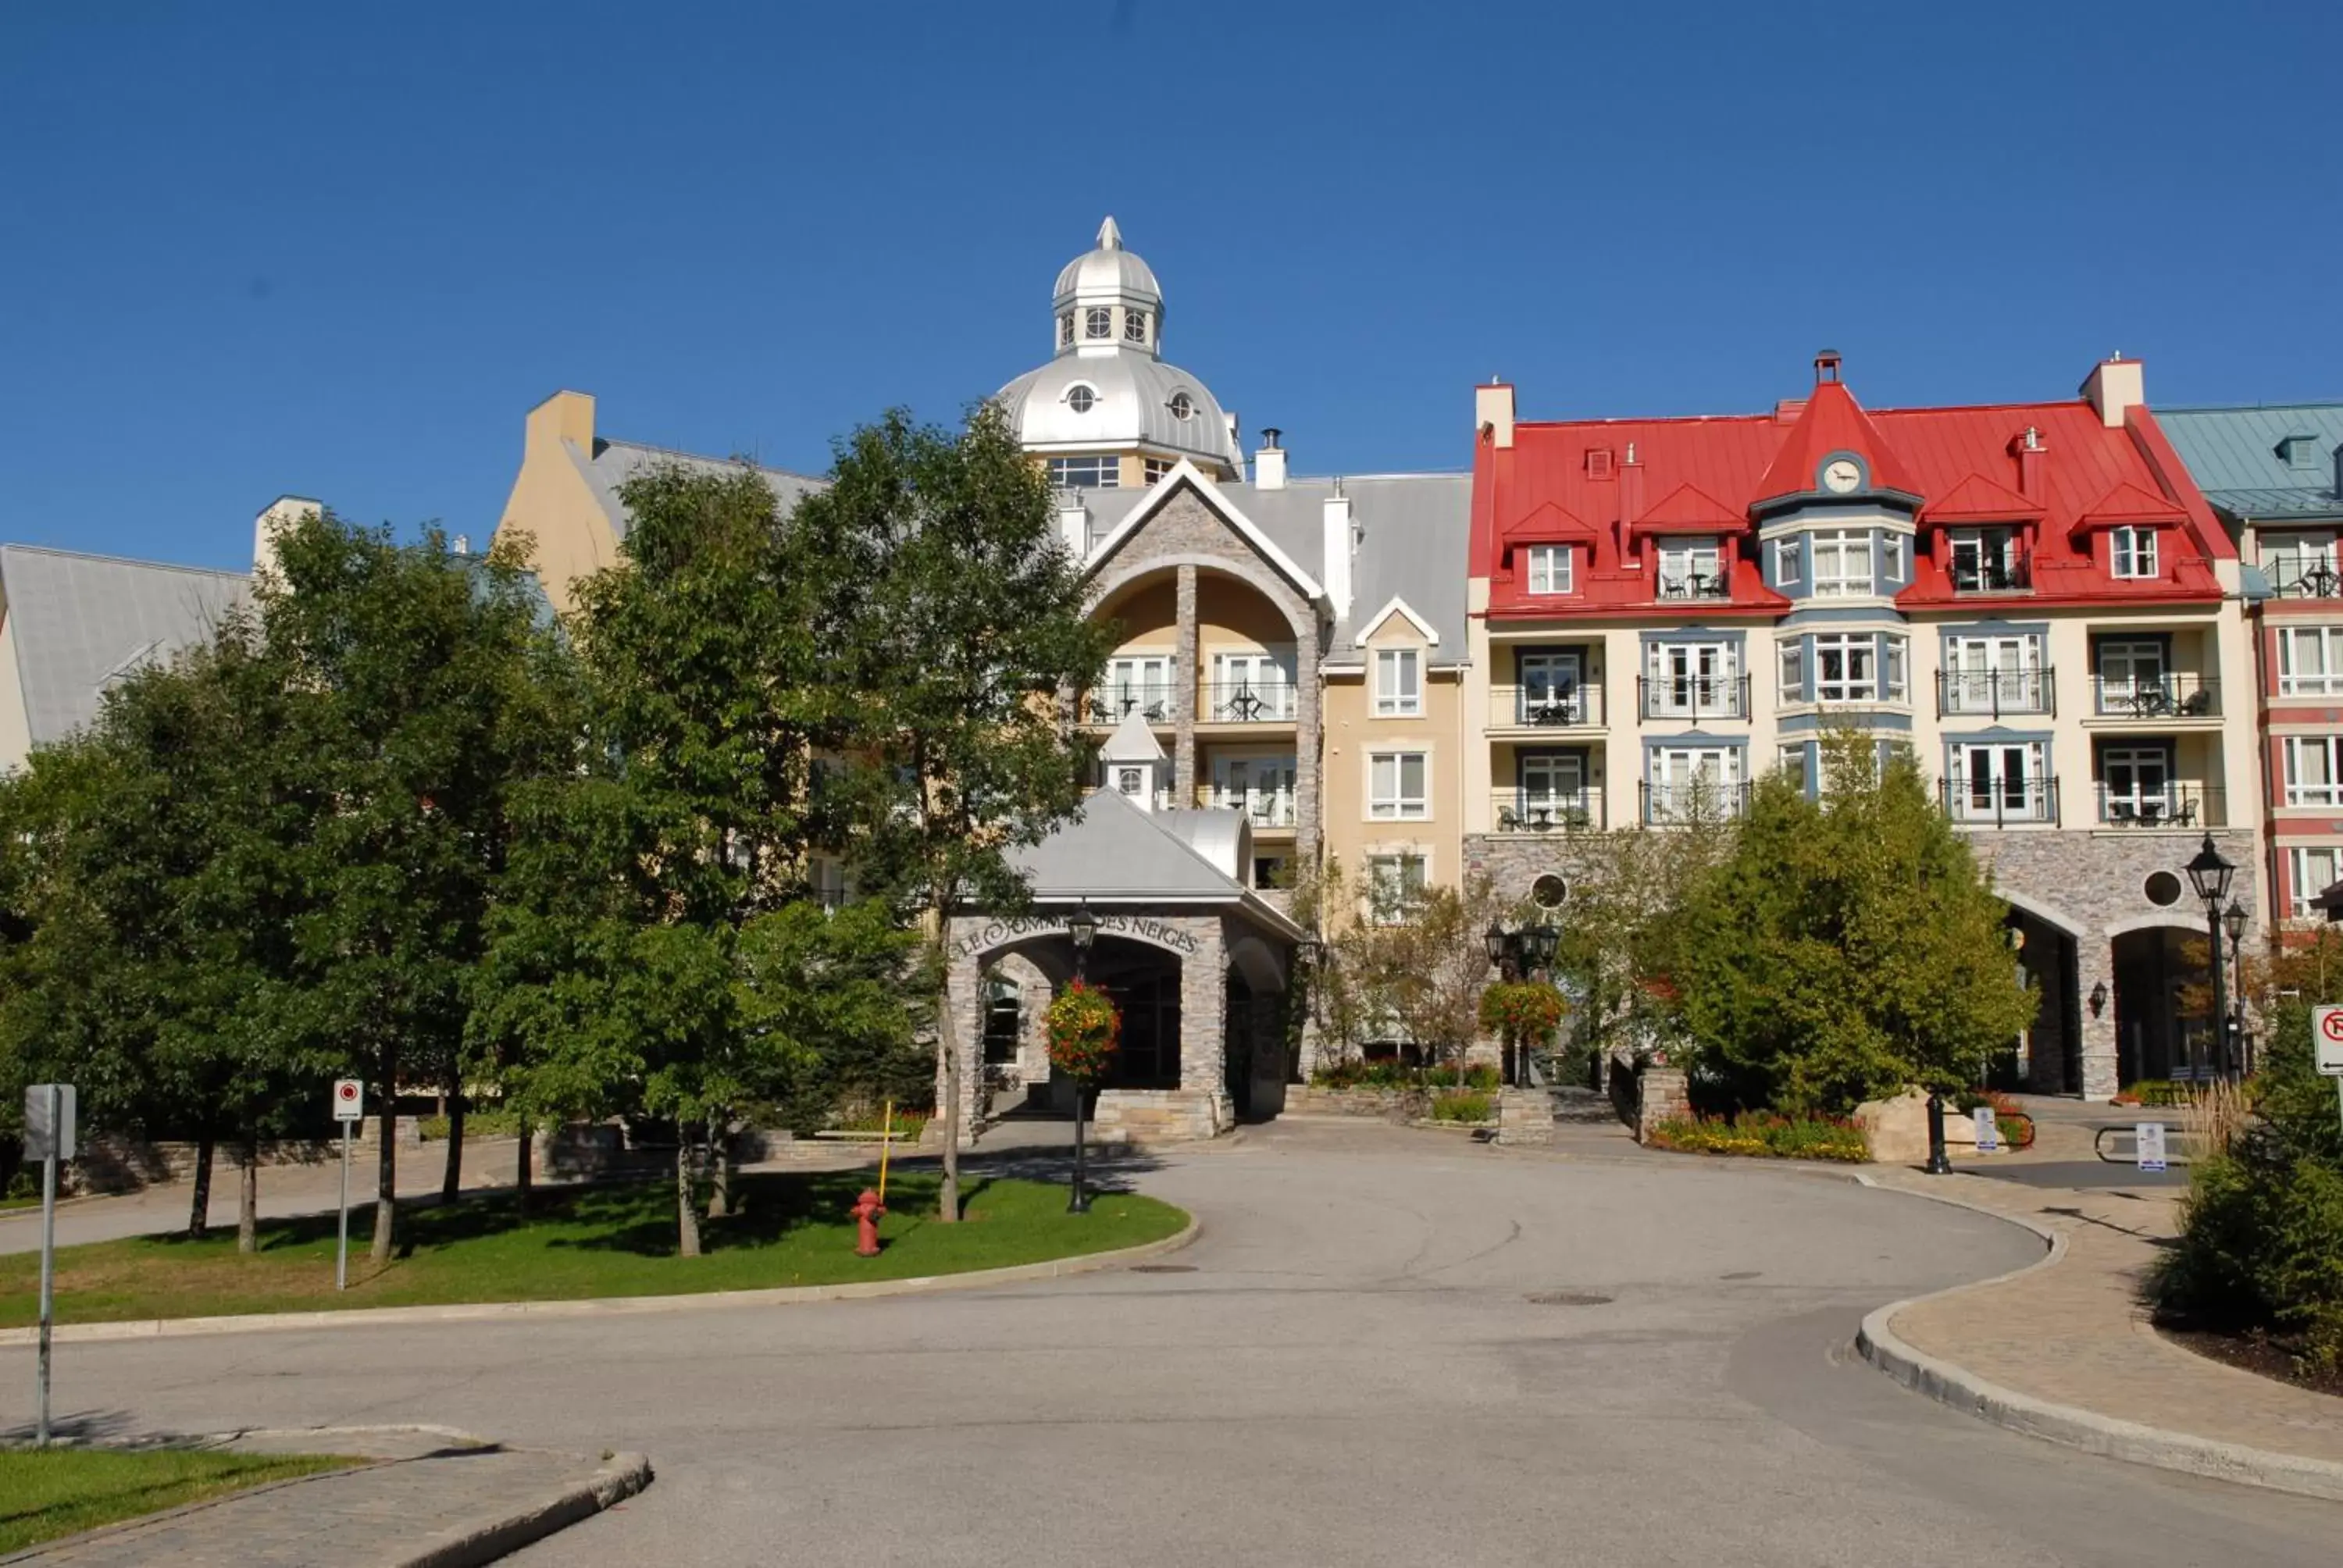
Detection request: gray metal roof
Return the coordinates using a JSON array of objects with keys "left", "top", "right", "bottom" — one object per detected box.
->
[
  {"left": 0, "top": 545, "right": 252, "bottom": 753},
  {"left": 568, "top": 438, "right": 830, "bottom": 541},
  {"left": 1007, "top": 788, "right": 1249, "bottom": 903},
  {"left": 2159, "top": 404, "right": 2343, "bottom": 522}
]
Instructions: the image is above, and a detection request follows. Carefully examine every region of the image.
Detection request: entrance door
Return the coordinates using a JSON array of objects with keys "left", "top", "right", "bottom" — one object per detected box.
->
[
  {"left": 1646, "top": 641, "right": 1734, "bottom": 718},
  {"left": 1947, "top": 635, "right": 2041, "bottom": 715}
]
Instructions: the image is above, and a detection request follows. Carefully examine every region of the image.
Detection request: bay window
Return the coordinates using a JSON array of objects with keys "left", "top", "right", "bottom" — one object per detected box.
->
[
  {"left": 1813, "top": 633, "right": 1877, "bottom": 702},
  {"left": 1810, "top": 530, "right": 1871, "bottom": 597}
]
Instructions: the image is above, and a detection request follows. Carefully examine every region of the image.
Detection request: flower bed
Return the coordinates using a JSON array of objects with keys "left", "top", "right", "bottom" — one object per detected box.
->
[{"left": 1645, "top": 1112, "right": 1869, "bottom": 1162}]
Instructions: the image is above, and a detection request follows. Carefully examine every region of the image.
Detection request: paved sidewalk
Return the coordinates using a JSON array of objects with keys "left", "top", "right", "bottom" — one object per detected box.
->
[
  {"left": 1858, "top": 1163, "right": 2343, "bottom": 1495},
  {"left": 4, "top": 1427, "right": 651, "bottom": 1567}
]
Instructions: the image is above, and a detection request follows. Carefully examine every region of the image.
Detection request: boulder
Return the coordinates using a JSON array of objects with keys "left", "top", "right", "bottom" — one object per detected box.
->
[{"left": 1852, "top": 1088, "right": 1974, "bottom": 1165}]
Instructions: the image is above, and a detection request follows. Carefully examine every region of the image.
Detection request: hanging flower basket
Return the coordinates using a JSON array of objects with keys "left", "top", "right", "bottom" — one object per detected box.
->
[
  {"left": 1045, "top": 981, "right": 1121, "bottom": 1084},
  {"left": 1478, "top": 981, "right": 1567, "bottom": 1045}
]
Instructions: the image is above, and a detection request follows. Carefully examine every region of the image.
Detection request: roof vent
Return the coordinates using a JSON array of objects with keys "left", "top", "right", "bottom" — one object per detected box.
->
[
  {"left": 1774, "top": 399, "right": 1807, "bottom": 425},
  {"left": 1814, "top": 349, "right": 1842, "bottom": 384},
  {"left": 1585, "top": 447, "right": 1615, "bottom": 480}
]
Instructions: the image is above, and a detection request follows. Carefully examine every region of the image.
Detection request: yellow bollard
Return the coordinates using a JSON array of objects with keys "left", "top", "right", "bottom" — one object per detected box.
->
[{"left": 878, "top": 1099, "right": 893, "bottom": 1203}]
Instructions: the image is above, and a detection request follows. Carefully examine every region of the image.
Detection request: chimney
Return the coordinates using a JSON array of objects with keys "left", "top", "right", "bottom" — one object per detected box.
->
[
  {"left": 1057, "top": 491, "right": 1090, "bottom": 558},
  {"left": 252, "top": 494, "right": 323, "bottom": 583},
  {"left": 1254, "top": 427, "right": 1287, "bottom": 490},
  {"left": 1619, "top": 440, "right": 1646, "bottom": 529},
  {"left": 453, "top": 533, "right": 471, "bottom": 556},
  {"left": 2013, "top": 425, "right": 2045, "bottom": 499},
  {"left": 1475, "top": 379, "right": 1515, "bottom": 450},
  {"left": 1814, "top": 348, "right": 1843, "bottom": 384},
  {"left": 1322, "top": 482, "right": 1354, "bottom": 622},
  {"left": 2081, "top": 354, "right": 2145, "bottom": 429}
]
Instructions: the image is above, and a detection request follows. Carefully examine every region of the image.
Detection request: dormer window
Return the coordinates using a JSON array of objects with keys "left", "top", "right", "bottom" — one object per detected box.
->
[
  {"left": 1658, "top": 539, "right": 1723, "bottom": 599},
  {"left": 1059, "top": 312, "right": 1075, "bottom": 347},
  {"left": 2111, "top": 526, "right": 2159, "bottom": 579},
  {"left": 1066, "top": 384, "right": 1097, "bottom": 415},
  {"left": 2279, "top": 433, "right": 2324, "bottom": 469},
  {"left": 1085, "top": 306, "right": 1113, "bottom": 340},
  {"left": 1525, "top": 544, "right": 1573, "bottom": 594},
  {"left": 1124, "top": 309, "right": 1148, "bottom": 344},
  {"left": 1168, "top": 391, "right": 1193, "bottom": 422}
]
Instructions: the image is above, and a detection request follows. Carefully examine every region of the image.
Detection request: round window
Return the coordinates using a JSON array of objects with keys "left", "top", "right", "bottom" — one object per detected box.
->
[
  {"left": 2145, "top": 870, "right": 2183, "bottom": 907},
  {"left": 1532, "top": 874, "right": 1568, "bottom": 910},
  {"left": 1124, "top": 310, "right": 1147, "bottom": 343},
  {"left": 1086, "top": 307, "right": 1113, "bottom": 339},
  {"left": 1168, "top": 391, "right": 1193, "bottom": 422},
  {"left": 1067, "top": 385, "right": 1096, "bottom": 415}
]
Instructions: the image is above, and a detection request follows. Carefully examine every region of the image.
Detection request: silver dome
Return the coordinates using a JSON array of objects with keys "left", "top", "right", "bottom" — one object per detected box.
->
[
  {"left": 1054, "top": 216, "right": 1161, "bottom": 308},
  {"left": 997, "top": 352, "right": 1240, "bottom": 471}
]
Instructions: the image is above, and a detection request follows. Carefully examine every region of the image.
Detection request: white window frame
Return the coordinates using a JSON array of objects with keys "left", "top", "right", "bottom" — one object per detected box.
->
[
  {"left": 1951, "top": 741, "right": 2050, "bottom": 822},
  {"left": 1645, "top": 639, "right": 1739, "bottom": 718},
  {"left": 1368, "top": 749, "right": 1430, "bottom": 821},
  {"left": 1211, "top": 649, "right": 1299, "bottom": 721},
  {"left": 1525, "top": 544, "right": 1573, "bottom": 595},
  {"left": 1945, "top": 634, "right": 2045, "bottom": 713},
  {"left": 1810, "top": 530, "right": 1871, "bottom": 597},
  {"left": 1084, "top": 305, "right": 1114, "bottom": 340},
  {"left": 2111, "top": 526, "right": 2160, "bottom": 579},
  {"left": 1773, "top": 537, "right": 1802, "bottom": 589},
  {"left": 1049, "top": 454, "right": 1120, "bottom": 490},
  {"left": 2290, "top": 846, "right": 2343, "bottom": 919},
  {"left": 1881, "top": 533, "right": 1904, "bottom": 582},
  {"left": 2265, "top": 532, "right": 2339, "bottom": 596},
  {"left": 1364, "top": 851, "right": 1429, "bottom": 922},
  {"left": 1102, "top": 654, "right": 1173, "bottom": 721},
  {"left": 1885, "top": 634, "right": 1908, "bottom": 702},
  {"left": 1778, "top": 640, "right": 1804, "bottom": 703},
  {"left": 2101, "top": 744, "right": 2173, "bottom": 819},
  {"left": 1657, "top": 538, "right": 1723, "bottom": 597},
  {"left": 2278, "top": 626, "right": 2343, "bottom": 697},
  {"left": 1647, "top": 745, "right": 1743, "bottom": 821},
  {"left": 2284, "top": 736, "right": 2343, "bottom": 807},
  {"left": 1374, "top": 647, "right": 1423, "bottom": 718},
  {"left": 1812, "top": 633, "right": 1878, "bottom": 703},
  {"left": 1213, "top": 754, "right": 1298, "bottom": 829}
]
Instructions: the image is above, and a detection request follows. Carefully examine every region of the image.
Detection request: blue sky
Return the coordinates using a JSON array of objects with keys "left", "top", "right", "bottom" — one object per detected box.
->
[{"left": 3, "top": 1, "right": 2338, "bottom": 570}]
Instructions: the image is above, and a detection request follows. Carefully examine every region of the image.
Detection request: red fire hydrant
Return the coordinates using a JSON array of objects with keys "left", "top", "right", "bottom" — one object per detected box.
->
[{"left": 850, "top": 1188, "right": 886, "bottom": 1257}]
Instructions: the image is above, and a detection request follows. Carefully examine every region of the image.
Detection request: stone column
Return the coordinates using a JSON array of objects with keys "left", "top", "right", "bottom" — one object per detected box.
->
[
  {"left": 936, "top": 926, "right": 987, "bottom": 1145},
  {"left": 2080, "top": 947, "right": 2120, "bottom": 1101},
  {"left": 1295, "top": 612, "right": 1321, "bottom": 865},
  {"left": 1179, "top": 920, "right": 1229, "bottom": 1131},
  {"left": 1174, "top": 565, "right": 1199, "bottom": 804}
]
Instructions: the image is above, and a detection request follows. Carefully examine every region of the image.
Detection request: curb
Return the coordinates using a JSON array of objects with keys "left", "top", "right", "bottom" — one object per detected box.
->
[
  {"left": 401, "top": 1450, "right": 652, "bottom": 1568},
  {"left": 0, "top": 1214, "right": 1199, "bottom": 1347},
  {"left": 1849, "top": 1173, "right": 2343, "bottom": 1504}
]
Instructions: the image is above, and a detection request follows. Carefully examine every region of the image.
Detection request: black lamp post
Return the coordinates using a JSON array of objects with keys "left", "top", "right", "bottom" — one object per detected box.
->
[
  {"left": 1065, "top": 900, "right": 1100, "bottom": 1214},
  {"left": 1484, "top": 921, "right": 1513, "bottom": 975},
  {"left": 2184, "top": 835, "right": 2237, "bottom": 1080},
  {"left": 2223, "top": 897, "right": 2250, "bottom": 1076}
]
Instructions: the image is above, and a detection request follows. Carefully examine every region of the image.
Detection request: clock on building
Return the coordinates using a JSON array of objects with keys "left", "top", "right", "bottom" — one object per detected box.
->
[{"left": 1821, "top": 458, "right": 1863, "bottom": 494}]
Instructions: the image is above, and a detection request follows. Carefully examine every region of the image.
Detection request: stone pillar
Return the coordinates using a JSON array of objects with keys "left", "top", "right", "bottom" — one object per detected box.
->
[
  {"left": 2080, "top": 947, "right": 2120, "bottom": 1101},
  {"left": 1174, "top": 564, "right": 1198, "bottom": 804},
  {"left": 1633, "top": 1064, "right": 1691, "bottom": 1143},
  {"left": 1180, "top": 920, "right": 1230, "bottom": 1130},
  {"left": 1295, "top": 612, "right": 1321, "bottom": 865},
  {"left": 1497, "top": 1089, "right": 1553, "bottom": 1146},
  {"left": 936, "top": 927, "right": 987, "bottom": 1145}
]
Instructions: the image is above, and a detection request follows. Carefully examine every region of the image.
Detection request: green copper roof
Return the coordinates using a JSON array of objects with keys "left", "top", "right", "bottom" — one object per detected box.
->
[{"left": 2160, "top": 404, "right": 2343, "bottom": 522}]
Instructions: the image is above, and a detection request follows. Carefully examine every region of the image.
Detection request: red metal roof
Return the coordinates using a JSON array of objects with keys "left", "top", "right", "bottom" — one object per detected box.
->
[{"left": 1470, "top": 360, "right": 2231, "bottom": 621}]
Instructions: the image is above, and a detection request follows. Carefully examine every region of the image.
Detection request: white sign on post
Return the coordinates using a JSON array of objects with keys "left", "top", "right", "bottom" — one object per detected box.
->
[
  {"left": 2315, "top": 1006, "right": 2343, "bottom": 1077},
  {"left": 23, "top": 1084, "right": 76, "bottom": 1161},
  {"left": 1974, "top": 1105, "right": 1999, "bottom": 1154},
  {"left": 2137, "top": 1122, "right": 2169, "bottom": 1174},
  {"left": 332, "top": 1078, "right": 365, "bottom": 1121}
]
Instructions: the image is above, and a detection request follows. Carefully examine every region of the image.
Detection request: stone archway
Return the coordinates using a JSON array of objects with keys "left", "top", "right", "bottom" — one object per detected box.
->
[{"left": 2111, "top": 919, "right": 2214, "bottom": 1086}]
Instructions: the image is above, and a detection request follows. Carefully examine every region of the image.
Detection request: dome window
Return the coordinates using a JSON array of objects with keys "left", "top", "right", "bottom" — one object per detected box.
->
[
  {"left": 1085, "top": 307, "right": 1114, "bottom": 340},
  {"left": 1168, "top": 391, "right": 1194, "bottom": 422},
  {"left": 1066, "top": 384, "right": 1097, "bottom": 415},
  {"left": 1058, "top": 312, "right": 1075, "bottom": 347},
  {"left": 1124, "top": 309, "right": 1148, "bottom": 344}
]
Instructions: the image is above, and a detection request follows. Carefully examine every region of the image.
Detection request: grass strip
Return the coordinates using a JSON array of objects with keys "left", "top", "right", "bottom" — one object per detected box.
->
[{"left": 0, "top": 1448, "right": 351, "bottom": 1554}]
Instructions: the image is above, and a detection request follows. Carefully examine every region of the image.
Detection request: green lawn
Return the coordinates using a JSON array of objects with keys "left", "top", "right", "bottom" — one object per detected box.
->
[
  {"left": 0, "top": 1448, "right": 352, "bottom": 1553},
  {"left": 0, "top": 1171, "right": 1185, "bottom": 1327}
]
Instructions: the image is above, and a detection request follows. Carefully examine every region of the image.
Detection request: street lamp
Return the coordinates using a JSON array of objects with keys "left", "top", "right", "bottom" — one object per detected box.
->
[
  {"left": 1066, "top": 901, "right": 1099, "bottom": 1214},
  {"left": 1484, "top": 921, "right": 1512, "bottom": 973},
  {"left": 2224, "top": 898, "right": 2250, "bottom": 1075},
  {"left": 2184, "top": 835, "right": 2237, "bottom": 1079}
]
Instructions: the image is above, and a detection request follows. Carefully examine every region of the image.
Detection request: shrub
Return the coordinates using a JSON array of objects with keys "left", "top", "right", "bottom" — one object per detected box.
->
[
  {"left": 2155, "top": 1000, "right": 2343, "bottom": 1374},
  {"left": 418, "top": 1110, "right": 522, "bottom": 1141},
  {"left": 1310, "top": 1059, "right": 1420, "bottom": 1090},
  {"left": 830, "top": 1108, "right": 929, "bottom": 1139},
  {"left": 2125, "top": 1079, "right": 2191, "bottom": 1107},
  {"left": 1425, "top": 1064, "right": 1500, "bottom": 1091},
  {"left": 1646, "top": 1112, "right": 1868, "bottom": 1162},
  {"left": 1429, "top": 1091, "right": 1495, "bottom": 1124}
]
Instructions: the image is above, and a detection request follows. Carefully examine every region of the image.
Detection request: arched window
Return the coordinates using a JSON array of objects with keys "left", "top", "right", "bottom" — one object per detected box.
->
[
  {"left": 1085, "top": 306, "right": 1113, "bottom": 339},
  {"left": 1124, "top": 309, "right": 1148, "bottom": 344}
]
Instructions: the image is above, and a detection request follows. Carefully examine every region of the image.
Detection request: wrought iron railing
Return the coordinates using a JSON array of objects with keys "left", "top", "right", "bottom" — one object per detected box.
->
[
  {"left": 1200, "top": 679, "right": 1300, "bottom": 723},
  {"left": 1638, "top": 674, "right": 1750, "bottom": 721},
  {"left": 1491, "top": 787, "right": 1605, "bottom": 833},
  {"left": 1950, "top": 554, "right": 2031, "bottom": 593},
  {"left": 1639, "top": 781, "right": 1752, "bottom": 823},
  {"left": 1936, "top": 668, "right": 2056, "bottom": 718},
  {"left": 1489, "top": 683, "right": 1606, "bottom": 729},
  {"left": 1941, "top": 776, "right": 2059, "bottom": 827},
  {"left": 2095, "top": 782, "right": 2224, "bottom": 829},
  {"left": 1084, "top": 685, "right": 1176, "bottom": 725},
  {"left": 2090, "top": 673, "right": 2219, "bottom": 719}
]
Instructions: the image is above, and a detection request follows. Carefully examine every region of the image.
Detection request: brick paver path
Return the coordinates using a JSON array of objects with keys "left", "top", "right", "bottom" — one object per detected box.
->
[
  {"left": 1869, "top": 1167, "right": 2343, "bottom": 1463},
  {"left": 13, "top": 1445, "right": 615, "bottom": 1566}
]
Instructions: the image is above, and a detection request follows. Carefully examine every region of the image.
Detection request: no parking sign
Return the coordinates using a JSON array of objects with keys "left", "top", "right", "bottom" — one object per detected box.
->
[{"left": 2316, "top": 1007, "right": 2343, "bottom": 1078}]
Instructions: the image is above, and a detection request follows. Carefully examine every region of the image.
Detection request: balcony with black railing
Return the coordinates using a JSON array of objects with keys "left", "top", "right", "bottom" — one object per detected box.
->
[
  {"left": 1639, "top": 780, "right": 1752, "bottom": 823},
  {"left": 1203, "top": 786, "right": 1299, "bottom": 829},
  {"left": 1638, "top": 673, "right": 1750, "bottom": 722},
  {"left": 2095, "top": 782, "right": 2224, "bottom": 829},
  {"left": 1083, "top": 684, "right": 1177, "bottom": 726},
  {"left": 1936, "top": 668, "right": 2056, "bottom": 719},
  {"left": 1489, "top": 682, "right": 1606, "bottom": 730},
  {"left": 1656, "top": 571, "right": 1731, "bottom": 602},
  {"left": 1941, "top": 776, "right": 2060, "bottom": 828},
  {"left": 1198, "top": 679, "right": 1301, "bottom": 724},
  {"left": 1949, "top": 554, "right": 2031, "bottom": 594},
  {"left": 1489, "top": 787, "right": 1605, "bottom": 834},
  {"left": 2089, "top": 672, "right": 2219, "bottom": 720}
]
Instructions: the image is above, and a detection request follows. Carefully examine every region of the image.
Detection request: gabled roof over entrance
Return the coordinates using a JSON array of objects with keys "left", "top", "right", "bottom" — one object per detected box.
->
[{"left": 1007, "top": 789, "right": 1303, "bottom": 937}]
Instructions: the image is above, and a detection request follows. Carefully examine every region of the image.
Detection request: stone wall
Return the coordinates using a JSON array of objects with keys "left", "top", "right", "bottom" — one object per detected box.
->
[
  {"left": 1089, "top": 1089, "right": 1228, "bottom": 1144},
  {"left": 63, "top": 1135, "right": 343, "bottom": 1196},
  {"left": 1634, "top": 1064, "right": 1692, "bottom": 1143},
  {"left": 1285, "top": 1085, "right": 1417, "bottom": 1119}
]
